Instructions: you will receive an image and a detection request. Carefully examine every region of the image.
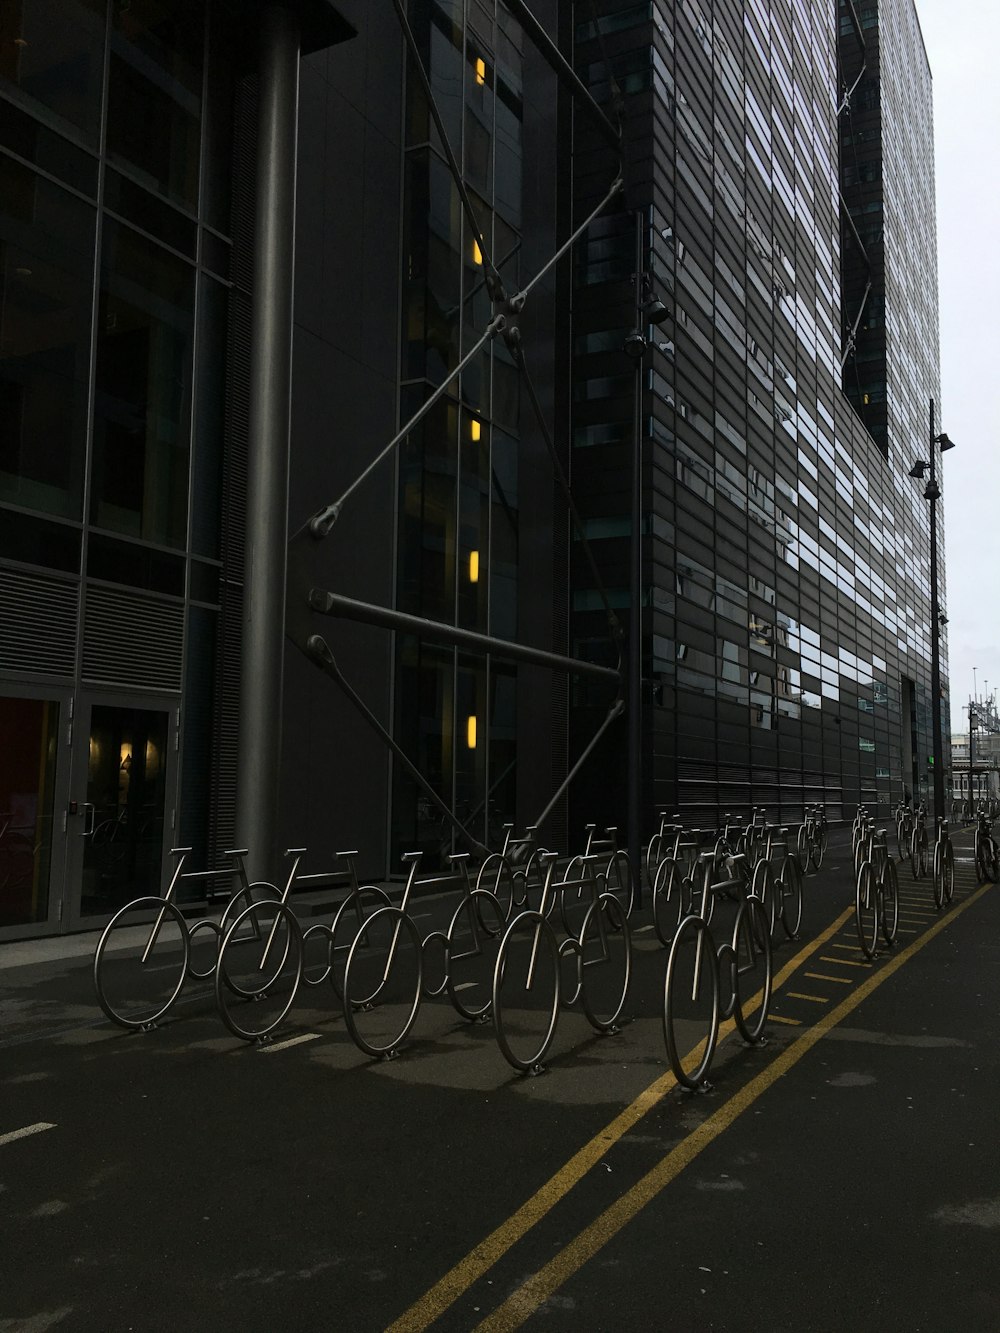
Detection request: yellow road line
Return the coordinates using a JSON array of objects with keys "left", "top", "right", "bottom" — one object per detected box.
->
[
  {"left": 474, "top": 879, "right": 993, "bottom": 1333},
  {"left": 385, "top": 904, "right": 853, "bottom": 1333},
  {"left": 820, "top": 955, "right": 865, "bottom": 967},
  {"left": 786, "top": 992, "right": 829, "bottom": 1003},
  {"left": 803, "top": 972, "right": 853, "bottom": 985},
  {"left": 767, "top": 1013, "right": 802, "bottom": 1026}
]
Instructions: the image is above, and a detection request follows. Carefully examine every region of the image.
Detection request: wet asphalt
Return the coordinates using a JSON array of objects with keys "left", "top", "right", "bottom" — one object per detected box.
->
[{"left": 1, "top": 824, "right": 998, "bottom": 1332}]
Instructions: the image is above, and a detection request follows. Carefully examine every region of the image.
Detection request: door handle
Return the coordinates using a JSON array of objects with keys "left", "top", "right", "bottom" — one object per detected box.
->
[{"left": 82, "top": 802, "right": 96, "bottom": 836}]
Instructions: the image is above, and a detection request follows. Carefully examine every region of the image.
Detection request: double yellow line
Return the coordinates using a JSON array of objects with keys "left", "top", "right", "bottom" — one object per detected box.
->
[{"left": 390, "top": 878, "right": 991, "bottom": 1331}]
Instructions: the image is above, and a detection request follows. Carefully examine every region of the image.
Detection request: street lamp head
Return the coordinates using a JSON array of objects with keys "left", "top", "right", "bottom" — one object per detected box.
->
[
  {"left": 641, "top": 295, "right": 671, "bottom": 326},
  {"left": 638, "top": 273, "right": 671, "bottom": 327},
  {"left": 935, "top": 432, "right": 956, "bottom": 451},
  {"left": 908, "top": 459, "right": 929, "bottom": 479},
  {"left": 923, "top": 479, "right": 941, "bottom": 500},
  {"left": 623, "top": 329, "right": 647, "bottom": 361}
]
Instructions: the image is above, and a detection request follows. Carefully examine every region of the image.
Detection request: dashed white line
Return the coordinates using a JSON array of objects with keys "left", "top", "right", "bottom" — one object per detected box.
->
[
  {"left": 0, "top": 1122, "right": 57, "bottom": 1148},
  {"left": 258, "top": 1032, "right": 322, "bottom": 1054}
]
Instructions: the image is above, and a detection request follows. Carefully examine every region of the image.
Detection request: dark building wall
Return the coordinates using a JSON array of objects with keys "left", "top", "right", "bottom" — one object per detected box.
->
[{"left": 280, "top": 5, "right": 406, "bottom": 876}]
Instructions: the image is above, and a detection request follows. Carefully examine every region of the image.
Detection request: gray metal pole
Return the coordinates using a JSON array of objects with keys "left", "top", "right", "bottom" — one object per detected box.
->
[
  {"left": 628, "top": 211, "right": 643, "bottom": 907},
  {"left": 236, "top": 4, "right": 301, "bottom": 880},
  {"left": 928, "top": 397, "right": 945, "bottom": 822}
]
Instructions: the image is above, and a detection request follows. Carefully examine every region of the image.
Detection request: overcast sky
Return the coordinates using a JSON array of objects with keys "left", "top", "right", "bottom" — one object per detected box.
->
[{"left": 914, "top": 3, "right": 1000, "bottom": 734}]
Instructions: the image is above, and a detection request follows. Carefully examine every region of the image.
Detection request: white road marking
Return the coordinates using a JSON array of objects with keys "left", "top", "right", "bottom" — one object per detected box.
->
[
  {"left": 258, "top": 1032, "right": 322, "bottom": 1053},
  {"left": 0, "top": 1122, "right": 57, "bottom": 1148}
]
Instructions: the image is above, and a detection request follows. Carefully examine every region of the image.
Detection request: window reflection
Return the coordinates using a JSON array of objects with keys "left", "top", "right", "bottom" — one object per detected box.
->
[
  {"left": 91, "top": 218, "right": 193, "bottom": 547},
  {"left": 0, "top": 0, "right": 106, "bottom": 143},
  {"left": 0, "top": 156, "right": 93, "bottom": 519},
  {"left": 106, "top": 0, "right": 203, "bottom": 208}
]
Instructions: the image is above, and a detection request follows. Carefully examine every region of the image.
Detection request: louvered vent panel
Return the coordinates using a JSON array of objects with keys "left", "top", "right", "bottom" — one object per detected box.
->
[
  {"left": 0, "top": 569, "right": 78, "bottom": 677},
  {"left": 82, "top": 587, "right": 184, "bottom": 691}
]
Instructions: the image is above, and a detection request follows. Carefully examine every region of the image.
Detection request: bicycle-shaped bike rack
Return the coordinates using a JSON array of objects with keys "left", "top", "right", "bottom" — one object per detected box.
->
[
  {"left": 796, "top": 805, "right": 828, "bottom": 875},
  {"left": 752, "top": 823, "right": 804, "bottom": 939},
  {"left": 930, "top": 816, "right": 955, "bottom": 911},
  {"left": 491, "top": 852, "right": 632, "bottom": 1075},
  {"left": 974, "top": 807, "right": 1000, "bottom": 882},
  {"left": 854, "top": 822, "right": 899, "bottom": 959},
  {"left": 339, "top": 850, "right": 511, "bottom": 1059},
  {"left": 909, "top": 804, "right": 929, "bottom": 880},
  {"left": 93, "top": 846, "right": 281, "bottom": 1030},
  {"left": 662, "top": 850, "right": 772, "bottom": 1091}
]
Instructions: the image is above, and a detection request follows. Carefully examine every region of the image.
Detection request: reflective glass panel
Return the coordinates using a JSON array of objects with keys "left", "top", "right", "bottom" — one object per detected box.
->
[
  {"left": 91, "top": 218, "right": 194, "bottom": 546},
  {"left": 0, "top": 695, "right": 59, "bottom": 928},
  {"left": 0, "top": 155, "right": 93, "bottom": 518}
]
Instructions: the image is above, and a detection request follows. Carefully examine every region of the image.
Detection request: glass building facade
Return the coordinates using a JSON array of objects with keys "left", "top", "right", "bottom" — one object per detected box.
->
[
  {"left": 0, "top": 0, "right": 944, "bottom": 939},
  {"left": 0, "top": 0, "right": 238, "bottom": 936},
  {"left": 568, "top": 0, "right": 943, "bottom": 830}
]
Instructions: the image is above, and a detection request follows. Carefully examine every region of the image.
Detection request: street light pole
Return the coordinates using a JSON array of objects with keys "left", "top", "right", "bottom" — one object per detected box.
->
[
  {"left": 928, "top": 396, "right": 945, "bottom": 822},
  {"left": 627, "top": 211, "right": 644, "bottom": 909},
  {"left": 623, "top": 211, "right": 670, "bottom": 907}
]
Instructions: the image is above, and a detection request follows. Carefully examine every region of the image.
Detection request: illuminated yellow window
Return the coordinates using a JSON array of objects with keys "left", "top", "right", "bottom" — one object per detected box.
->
[
  {"left": 469, "top": 550, "right": 479, "bottom": 584},
  {"left": 475, "top": 57, "right": 486, "bottom": 86},
  {"left": 470, "top": 418, "right": 482, "bottom": 442},
  {"left": 472, "top": 239, "right": 483, "bottom": 266},
  {"left": 466, "top": 715, "right": 477, "bottom": 749}
]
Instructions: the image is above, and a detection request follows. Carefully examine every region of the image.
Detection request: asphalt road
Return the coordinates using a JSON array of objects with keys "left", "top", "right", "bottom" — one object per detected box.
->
[{"left": 1, "top": 826, "right": 997, "bottom": 1332}]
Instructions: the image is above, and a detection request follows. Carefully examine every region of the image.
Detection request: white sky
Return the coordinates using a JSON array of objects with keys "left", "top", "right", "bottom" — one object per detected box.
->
[{"left": 915, "top": 2, "right": 1000, "bottom": 734}]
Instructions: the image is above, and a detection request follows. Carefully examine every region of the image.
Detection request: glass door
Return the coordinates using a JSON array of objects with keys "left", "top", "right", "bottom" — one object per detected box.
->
[
  {"left": 0, "top": 688, "right": 70, "bottom": 938},
  {"left": 65, "top": 694, "right": 177, "bottom": 929}
]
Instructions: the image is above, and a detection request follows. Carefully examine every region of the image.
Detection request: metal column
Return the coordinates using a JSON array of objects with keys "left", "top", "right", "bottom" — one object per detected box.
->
[
  {"left": 236, "top": 4, "right": 301, "bottom": 879},
  {"left": 928, "top": 398, "right": 945, "bottom": 822}
]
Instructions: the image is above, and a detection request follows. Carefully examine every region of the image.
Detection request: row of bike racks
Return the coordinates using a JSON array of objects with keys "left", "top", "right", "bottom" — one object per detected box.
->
[{"left": 92, "top": 813, "right": 826, "bottom": 1089}]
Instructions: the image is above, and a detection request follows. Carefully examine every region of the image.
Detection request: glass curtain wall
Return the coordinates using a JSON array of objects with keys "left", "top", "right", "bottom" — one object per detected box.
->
[
  {"left": 394, "top": 0, "right": 523, "bottom": 862},
  {"left": 0, "top": 0, "right": 235, "bottom": 885}
]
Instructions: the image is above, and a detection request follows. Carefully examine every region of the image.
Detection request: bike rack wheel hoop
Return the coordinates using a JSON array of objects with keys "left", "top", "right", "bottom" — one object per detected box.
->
[
  {"left": 445, "top": 888, "right": 506, "bottom": 1021},
  {"left": 327, "top": 885, "right": 393, "bottom": 998},
  {"left": 475, "top": 853, "right": 516, "bottom": 922},
  {"left": 879, "top": 859, "right": 899, "bottom": 946},
  {"left": 780, "top": 854, "right": 804, "bottom": 939},
  {"left": 94, "top": 896, "right": 191, "bottom": 1030},
  {"left": 579, "top": 892, "right": 631, "bottom": 1033},
  {"left": 651, "top": 858, "right": 686, "bottom": 948},
  {"left": 215, "top": 899, "right": 304, "bottom": 1043},
  {"left": 605, "top": 849, "right": 635, "bottom": 919},
  {"left": 342, "top": 906, "right": 423, "bottom": 1059},
  {"left": 750, "top": 860, "right": 775, "bottom": 934},
  {"left": 663, "top": 914, "right": 720, "bottom": 1092},
  {"left": 943, "top": 840, "right": 955, "bottom": 905},
  {"left": 855, "top": 862, "right": 878, "bottom": 960},
  {"left": 732, "top": 896, "right": 772, "bottom": 1044},
  {"left": 492, "top": 910, "right": 561, "bottom": 1075}
]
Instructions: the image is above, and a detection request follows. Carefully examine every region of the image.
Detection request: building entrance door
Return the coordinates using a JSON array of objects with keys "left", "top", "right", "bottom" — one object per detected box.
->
[
  {"left": 0, "top": 687, "right": 70, "bottom": 939},
  {"left": 65, "top": 694, "right": 177, "bottom": 931}
]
